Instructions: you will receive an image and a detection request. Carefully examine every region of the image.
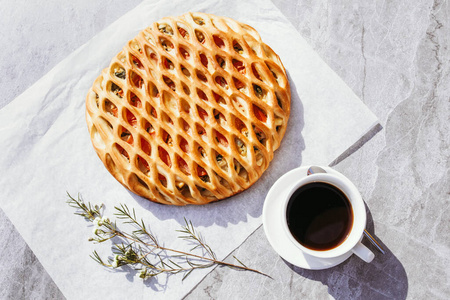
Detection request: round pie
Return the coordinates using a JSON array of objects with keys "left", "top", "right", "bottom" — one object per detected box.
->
[{"left": 85, "top": 12, "right": 291, "bottom": 205}]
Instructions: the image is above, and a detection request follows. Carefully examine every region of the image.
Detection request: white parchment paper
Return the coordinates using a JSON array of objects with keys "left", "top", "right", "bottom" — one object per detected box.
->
[{"left": 0, "top": 0, "right": 378, "bottom": 299}]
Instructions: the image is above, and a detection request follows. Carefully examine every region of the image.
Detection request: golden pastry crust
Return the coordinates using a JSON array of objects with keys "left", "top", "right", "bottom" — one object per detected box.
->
[{"left": 86, "top": 12, "right": 290, "bottom": 205}]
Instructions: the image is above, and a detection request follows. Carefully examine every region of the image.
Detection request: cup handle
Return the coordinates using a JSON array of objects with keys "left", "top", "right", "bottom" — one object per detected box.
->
[{"left": 352, "top": 242, "right": 375, "bottom": 263}]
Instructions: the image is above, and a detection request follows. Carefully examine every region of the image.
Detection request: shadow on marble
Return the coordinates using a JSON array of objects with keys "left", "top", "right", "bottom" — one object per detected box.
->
[
  {"left": 284, "top": 202, "right": 408, "bottom": 300},
  {"left": 0, "top": 208, "right": 65, "bottom": 300},
  {"left": 127, "top": 72, "right": 306, "bottom": 228}
]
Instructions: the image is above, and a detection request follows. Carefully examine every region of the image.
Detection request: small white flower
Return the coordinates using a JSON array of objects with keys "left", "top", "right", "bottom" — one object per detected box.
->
[
  {"left": 112, "top": 254, "right": 121, "bottom": 268},
  {"left": 93, "top": 227, "right": 102, "bottom": 235},
  {"left": 93, "top": 217, "right": 102, "bottom": 227}
]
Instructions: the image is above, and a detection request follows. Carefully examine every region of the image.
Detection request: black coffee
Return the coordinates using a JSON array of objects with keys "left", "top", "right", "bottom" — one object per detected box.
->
[{"left": 286, "top": 182, "right": 353, "bottom": 251}]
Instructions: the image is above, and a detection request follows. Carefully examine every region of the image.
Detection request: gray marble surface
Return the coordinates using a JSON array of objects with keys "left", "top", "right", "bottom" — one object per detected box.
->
[{"left": 1, "top": 0, "right": 449, "bottom": 299}]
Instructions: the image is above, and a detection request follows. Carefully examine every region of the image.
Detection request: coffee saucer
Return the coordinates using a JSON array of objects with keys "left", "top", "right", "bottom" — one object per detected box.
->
[{"left": 262, "top": 165, "right": 353, "bottom": 270}]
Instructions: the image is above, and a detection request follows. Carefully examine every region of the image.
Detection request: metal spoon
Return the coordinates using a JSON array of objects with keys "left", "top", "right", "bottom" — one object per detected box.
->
[{"left": 307, "top": 166, "right": 385, "bottom": 254}]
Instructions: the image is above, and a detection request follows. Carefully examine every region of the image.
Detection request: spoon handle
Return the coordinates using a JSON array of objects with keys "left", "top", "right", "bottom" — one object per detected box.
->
[{"left": 363, "top": 229, "right": 385, "bottom": 254}]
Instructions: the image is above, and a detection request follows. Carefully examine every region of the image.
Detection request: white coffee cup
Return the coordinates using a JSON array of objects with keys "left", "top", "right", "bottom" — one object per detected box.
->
[{"left": 281, "top": 172, "right": 374, "bottom": 263}]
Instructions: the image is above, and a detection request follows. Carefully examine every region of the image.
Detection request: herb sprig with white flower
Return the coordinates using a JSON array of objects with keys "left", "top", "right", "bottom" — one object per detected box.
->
[{"left": 67, "top": 193, "right": 268, "bottom": 281}]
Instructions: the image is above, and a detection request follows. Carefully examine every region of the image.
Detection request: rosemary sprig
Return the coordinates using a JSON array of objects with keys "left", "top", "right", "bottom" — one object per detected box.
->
[
  {"left": 66, "top": 192, "right": 102, "bottom": 221},
  {"left": 67, "top": 193, "right": 269, "bottom": 281},
  {"left": 177, "top": 218, "right": 216, "bottom": 260}
]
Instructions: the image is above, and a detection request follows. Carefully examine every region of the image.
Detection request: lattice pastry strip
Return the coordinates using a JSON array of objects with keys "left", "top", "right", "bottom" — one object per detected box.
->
[{"left": 86, "top": 12, "right": 291, "bottom": 205}]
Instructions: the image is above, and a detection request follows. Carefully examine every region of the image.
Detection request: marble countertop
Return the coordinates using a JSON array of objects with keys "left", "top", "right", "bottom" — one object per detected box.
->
[{"left": 1, "top": 0, "right": 448, "bottom": 299}]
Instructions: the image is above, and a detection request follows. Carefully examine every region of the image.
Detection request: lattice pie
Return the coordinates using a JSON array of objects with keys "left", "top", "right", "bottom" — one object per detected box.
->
[{"left": 86, "top": 12, "right": 290, "bottom": 205}]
